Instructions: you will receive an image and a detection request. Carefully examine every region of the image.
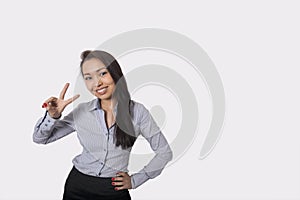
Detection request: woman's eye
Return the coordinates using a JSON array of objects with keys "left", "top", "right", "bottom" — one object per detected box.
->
[
  {"left": 84, "top": 77, "right": 92, "bottom": 80},
  {"left": 99, "top": 71, "right": 107, "bottom": 77}
]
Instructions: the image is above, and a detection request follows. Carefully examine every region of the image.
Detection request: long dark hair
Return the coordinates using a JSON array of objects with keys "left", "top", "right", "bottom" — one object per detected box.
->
[{"left": 80, "top": 50, "right": 137, "bottom": 149}]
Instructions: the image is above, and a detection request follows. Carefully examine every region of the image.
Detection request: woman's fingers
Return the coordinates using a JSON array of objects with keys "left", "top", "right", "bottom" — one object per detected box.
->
[
  {"left": 111, "top": 172, "right": 132, "bottom": 190},
  {"left": 112, "top": 176, "right": 123, "bottom": 182},
  {"left": 59, "top": 83, "right": 80, "bottom": 106},
  {"left": 112, "top": 181, "right": 123, "bottom": 186},
  {"left": 65, "top": 94, "right": 80, "bottom": 105},
  {"left": 43, "top": 97, "right": 58, "bottom": 108},
  {"left": 41, "top": 84, "right": 79, "bottom": 118},
  {"left": 59, "top": 83, "right": 70, "bottom": 100},
  {"left": 45, "top": 97, "right": 57, "bottom": 103},
  {"left": 48, "top": 100, "right": 58, "bottom": 107},
  {"left": 42, "top": 84, "right": 80, "bottom": 108}
]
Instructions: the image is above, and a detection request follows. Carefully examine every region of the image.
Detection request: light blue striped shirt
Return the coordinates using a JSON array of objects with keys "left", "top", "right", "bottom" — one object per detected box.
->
[{"left": 33, "top": 98, "right": 173, "bottom": 189}]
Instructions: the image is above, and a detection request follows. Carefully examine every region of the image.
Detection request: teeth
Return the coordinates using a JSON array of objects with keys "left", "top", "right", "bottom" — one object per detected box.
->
[{"left": 96, "top": 87, "right": 107, "bottom": 93}]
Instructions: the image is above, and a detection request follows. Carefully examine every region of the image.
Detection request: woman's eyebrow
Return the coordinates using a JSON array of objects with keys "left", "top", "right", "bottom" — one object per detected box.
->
[{"left": 83, "top": 67, "right": 106, "bottom": 76}]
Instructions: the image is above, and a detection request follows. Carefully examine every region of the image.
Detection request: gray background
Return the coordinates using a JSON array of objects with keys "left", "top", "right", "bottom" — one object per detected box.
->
[{"left": 0, "top": 0, "right": 299, "bottom": 199}]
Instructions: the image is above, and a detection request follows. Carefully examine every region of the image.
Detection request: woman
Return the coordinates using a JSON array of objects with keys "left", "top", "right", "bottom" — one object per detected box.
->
[{"left": 33, "top": 50, "right": 173, "bottom": 200}]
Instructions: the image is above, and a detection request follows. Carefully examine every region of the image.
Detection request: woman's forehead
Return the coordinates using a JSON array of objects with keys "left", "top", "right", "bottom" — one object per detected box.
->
[{"left": 82, "top": 58, "right": 106, "bottom": 73}]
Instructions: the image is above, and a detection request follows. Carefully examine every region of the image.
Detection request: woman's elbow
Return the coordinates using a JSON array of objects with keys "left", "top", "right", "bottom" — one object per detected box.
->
[
  {"left": 162, "top": 148, "right": 173, "bottom": 162},
  {"left": 32, "top": 135, "right": 48, "bottom": 144},
  {"left": 167, "top": 149, "right": 173, "bottom": 161}
]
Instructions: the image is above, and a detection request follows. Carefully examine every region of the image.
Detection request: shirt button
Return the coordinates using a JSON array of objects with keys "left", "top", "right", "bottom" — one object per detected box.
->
[
  {"left": 98, "top": 172, "right": 101, "bottom": 176},
  {"left": 47, "top": 120, "right": 50, "bottom": 122},
  {"left": 101, "top": 162, "right": 103, "bottom": 165},
  {"left": 45, "top": 124, "right": 48, "bottom": 126},
  {"left": 104, "top": 149, "right": 107, "bottom": 151}
]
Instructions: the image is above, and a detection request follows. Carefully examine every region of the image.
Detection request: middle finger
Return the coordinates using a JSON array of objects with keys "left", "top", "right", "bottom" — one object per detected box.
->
[{"left": 112, "top": 181, "right": 123, "bottom": 186}]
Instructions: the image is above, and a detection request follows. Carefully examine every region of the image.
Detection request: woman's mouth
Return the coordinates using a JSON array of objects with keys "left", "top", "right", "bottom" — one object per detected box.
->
[{"left": 95, "top": 87, "right": 108, "bottom": 95}]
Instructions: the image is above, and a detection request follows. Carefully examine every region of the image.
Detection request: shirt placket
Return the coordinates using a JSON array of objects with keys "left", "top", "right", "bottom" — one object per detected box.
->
[{"left": 97, "top": 109, "right": 110, "bottom": 176}]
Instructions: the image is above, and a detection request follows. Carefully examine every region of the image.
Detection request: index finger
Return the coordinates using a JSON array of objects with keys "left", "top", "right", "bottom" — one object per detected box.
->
[
  {"left": 116, "top": 172, "right": 127, "bottom": 176},
  {"left": 59, "top": 83, "right": 70, "bottom": 100},
  {"left": 112, "top": 176, "right": 124, "bottom": 182}
]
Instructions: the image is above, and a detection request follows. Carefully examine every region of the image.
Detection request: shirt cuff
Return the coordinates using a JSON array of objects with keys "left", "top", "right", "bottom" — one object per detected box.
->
[
  {"left": 37, "top": 112, "right": 58, "bottom": 132},
  {"left": 130, "top": 171, "right": 150, "bottom": 189}
]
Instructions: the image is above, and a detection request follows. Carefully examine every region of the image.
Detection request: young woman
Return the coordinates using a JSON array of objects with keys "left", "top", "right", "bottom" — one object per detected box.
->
[{"left": 33, "top": 50, "right": 173, "bottom": 200}]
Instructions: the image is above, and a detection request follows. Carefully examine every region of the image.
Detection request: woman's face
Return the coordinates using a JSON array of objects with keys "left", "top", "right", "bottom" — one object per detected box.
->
[{"left": 82, "top": 58, "right": 116, "bottom": 101}]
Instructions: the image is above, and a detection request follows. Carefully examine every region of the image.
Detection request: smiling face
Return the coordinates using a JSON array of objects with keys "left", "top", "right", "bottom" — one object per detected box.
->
[{"left": 82, "top": 58, "right": 116, "bottom": 101}]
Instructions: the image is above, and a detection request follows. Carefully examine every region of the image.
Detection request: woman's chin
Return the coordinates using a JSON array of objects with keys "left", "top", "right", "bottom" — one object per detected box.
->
[{"left": 96, "top": 94, "right": 112, "bottom": 101}]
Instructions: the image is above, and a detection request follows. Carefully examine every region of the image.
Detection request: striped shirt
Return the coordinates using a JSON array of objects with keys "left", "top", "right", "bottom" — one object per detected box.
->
[{"left": 33, "top": 98, "right": 173, "bottom": 189}]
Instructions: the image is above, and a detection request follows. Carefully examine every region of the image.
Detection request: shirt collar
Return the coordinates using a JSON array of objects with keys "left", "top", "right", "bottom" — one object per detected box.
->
[
  {"left": 88, "top": 98, "right": 118, "bottom": 115},
  {"left": 87, "top": 98, "right": 100, "bottom": 111}
]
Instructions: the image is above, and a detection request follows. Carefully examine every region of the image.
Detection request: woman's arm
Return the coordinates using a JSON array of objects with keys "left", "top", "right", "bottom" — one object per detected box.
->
[
  {"left": 130, "top": 103, "right": 173, "bottom": 189},
  {"left": 33, "top": 83, "right": 79, "bottom": 144},
  {"left": 33, "top": 111, "right": 75, "bottom": 144}
]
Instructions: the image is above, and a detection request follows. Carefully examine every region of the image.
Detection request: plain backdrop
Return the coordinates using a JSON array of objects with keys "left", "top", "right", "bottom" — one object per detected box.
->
[{"left": 0, "top": 0, "right": 299, "bottom": 200}]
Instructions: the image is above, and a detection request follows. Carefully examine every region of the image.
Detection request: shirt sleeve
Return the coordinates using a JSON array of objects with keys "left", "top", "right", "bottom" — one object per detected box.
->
[
  {"left": 130, "top": 104, "right": 173, "bottom": 189},
  {"left": 32, "top": 111, "right": 75, "bottom": 144}
]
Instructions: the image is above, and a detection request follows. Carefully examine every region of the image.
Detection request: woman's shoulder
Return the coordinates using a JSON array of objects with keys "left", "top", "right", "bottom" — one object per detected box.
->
[
  {"left": 130, "top": 99, "right": 150, "bottom": 116},
  {"left": 73, "top": 98, "right": 98, "bottom": 112},
  {"left": 131, "top": 99, "right": 145, "bottom": 109}
]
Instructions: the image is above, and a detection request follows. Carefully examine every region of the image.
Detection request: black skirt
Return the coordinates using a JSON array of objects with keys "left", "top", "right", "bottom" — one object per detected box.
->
[{"left": 63, "top": 166, "right": 131, "bottom": 200}]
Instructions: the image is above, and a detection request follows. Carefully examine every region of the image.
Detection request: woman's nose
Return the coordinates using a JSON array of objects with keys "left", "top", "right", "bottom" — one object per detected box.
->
[{"left": 94, "top": 76, "right": 102, "bottom": 86}]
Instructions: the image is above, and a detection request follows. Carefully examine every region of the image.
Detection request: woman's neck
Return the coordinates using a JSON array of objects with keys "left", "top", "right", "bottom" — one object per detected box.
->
[{"left": 100, "top": 99, "right": 117, "bottom": 111}]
